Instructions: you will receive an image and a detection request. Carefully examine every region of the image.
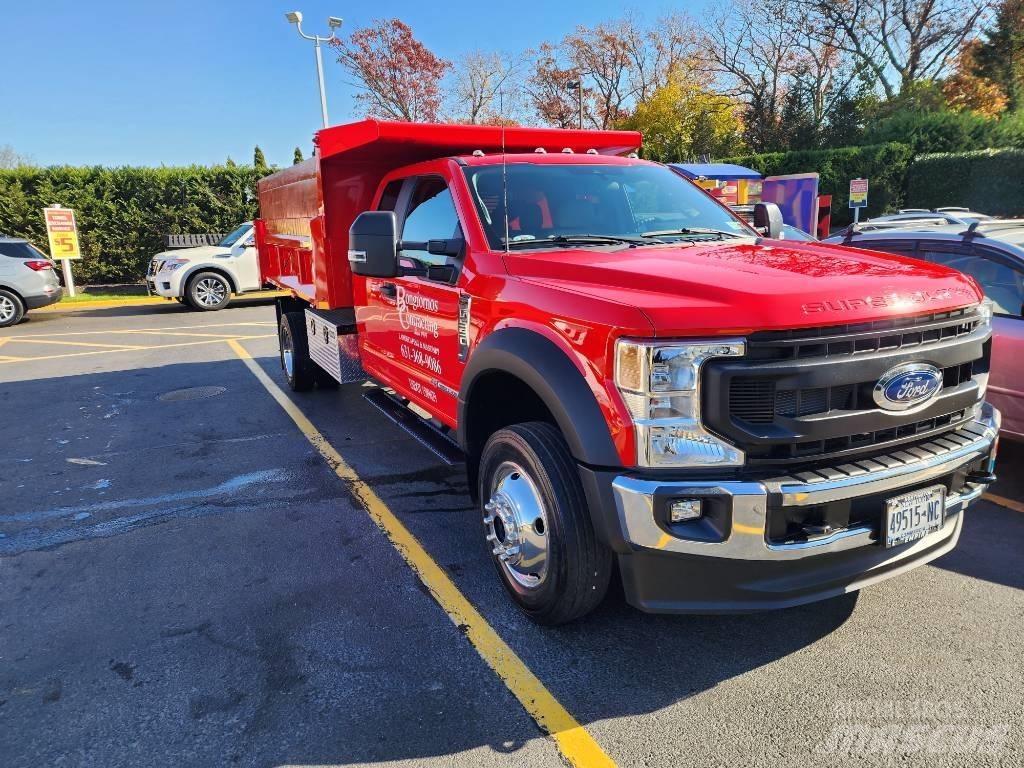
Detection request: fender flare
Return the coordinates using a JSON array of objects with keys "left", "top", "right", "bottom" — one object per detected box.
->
[
  {"left": 457, "top": 327, "right": 620, "bottom": 467},
  {"left": 180, "top": 264, "right": 238, "bottom": 295}
]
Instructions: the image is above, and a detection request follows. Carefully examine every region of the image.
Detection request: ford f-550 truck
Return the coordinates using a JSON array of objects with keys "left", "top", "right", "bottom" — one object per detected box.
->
[{"left": 255, "top": 120, "right": 999, "bottom": 624}]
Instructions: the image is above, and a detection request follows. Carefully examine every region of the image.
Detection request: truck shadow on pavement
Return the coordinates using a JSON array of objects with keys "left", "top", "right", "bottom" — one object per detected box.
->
[{"left": 3, "top": 353, "right": 1015, "bottom": 767}]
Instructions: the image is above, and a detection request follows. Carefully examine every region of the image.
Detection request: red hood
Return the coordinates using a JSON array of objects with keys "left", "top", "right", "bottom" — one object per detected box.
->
[{"left": 504, "top": 240, "right": 983, "bottom": 336}]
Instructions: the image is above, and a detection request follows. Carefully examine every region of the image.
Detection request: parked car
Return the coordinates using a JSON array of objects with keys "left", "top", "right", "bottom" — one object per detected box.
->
[
  {"left": 146, "top": 222, "right": 269, "bottom": 310},
  {"left": 0, "top": 235, "right": 63, "bottom": 327},
  {"left": 861, "top": 209, "right": 992, "bottom": 231},
  {"left": 825, "top": 220, "right": 1024, "bottom": 440}
]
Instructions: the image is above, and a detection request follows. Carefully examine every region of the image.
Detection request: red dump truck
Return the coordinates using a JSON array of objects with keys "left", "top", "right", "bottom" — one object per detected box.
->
[{"left": 255, "top": 120, "right": 999, "bottom": 624}]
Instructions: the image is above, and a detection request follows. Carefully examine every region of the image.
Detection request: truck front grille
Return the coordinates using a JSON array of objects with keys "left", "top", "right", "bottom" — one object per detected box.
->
[{"left": 703, "top": 307, "right": 991, "bottom": 468}]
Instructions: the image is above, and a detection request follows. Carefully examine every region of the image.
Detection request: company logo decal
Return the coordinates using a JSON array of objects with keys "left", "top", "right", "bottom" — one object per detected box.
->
[
  {"left": 396, "top": 285, "right": 440, "bottom": 338},
  {"left": 872, "top": 363, "right": 943, "bottom": 412}
]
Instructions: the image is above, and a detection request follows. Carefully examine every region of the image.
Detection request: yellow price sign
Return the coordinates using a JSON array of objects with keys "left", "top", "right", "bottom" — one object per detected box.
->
[{"left": 43, "top": 207, "right": 82, "bottom": 260}]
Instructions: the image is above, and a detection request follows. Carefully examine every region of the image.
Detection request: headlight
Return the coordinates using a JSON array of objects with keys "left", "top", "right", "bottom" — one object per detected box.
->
[
  {"left": 160, "top": 259, "right": 189, "bottom": 273},
  {"left": 615, "top": 339, "right": 746, "bottom": 468},
  {"left": 977, "top": 298, "right": 993, "bottom": 328}
]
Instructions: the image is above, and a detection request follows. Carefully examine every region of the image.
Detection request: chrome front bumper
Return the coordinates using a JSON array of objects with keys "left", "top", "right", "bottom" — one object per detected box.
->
[{"left": 612, "top": 403, "right": 1000, "bottom": 562}]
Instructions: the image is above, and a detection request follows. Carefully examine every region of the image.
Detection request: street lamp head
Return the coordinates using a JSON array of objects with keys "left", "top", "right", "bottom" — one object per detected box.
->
[
  {"left": 285, "top": 10, "right": 303, "bottom": 24},
  {"left": 566, "top": 80, "right": 580, "bottom": 91},
  {"left": 327, "top": 16, "right": 343, "bottom": 29}
]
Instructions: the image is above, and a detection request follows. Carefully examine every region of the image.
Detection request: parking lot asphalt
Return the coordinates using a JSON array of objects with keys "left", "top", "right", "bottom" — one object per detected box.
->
[{"left": 1, "top": 302, "right": 1022, "bottom": 768}]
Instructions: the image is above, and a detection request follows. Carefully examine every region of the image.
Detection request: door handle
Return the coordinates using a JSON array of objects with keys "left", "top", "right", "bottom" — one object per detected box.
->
[{"left": 380, "top": 282, "right": 397, "bottom": 299}]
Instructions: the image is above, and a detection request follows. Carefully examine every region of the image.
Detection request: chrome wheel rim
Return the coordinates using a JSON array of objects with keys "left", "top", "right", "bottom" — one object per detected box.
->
[
  {"left": 281, "top": 330, "right": 294, "bottom": 378},
  {"left": 0, "top": 295, "right": 15, "bottom": 323},
  {"left": 485, "top": 461, "right": 549, "bottom": 589},
  {"left": 195, "top": 277, "right": 227, "bottom": 307}
]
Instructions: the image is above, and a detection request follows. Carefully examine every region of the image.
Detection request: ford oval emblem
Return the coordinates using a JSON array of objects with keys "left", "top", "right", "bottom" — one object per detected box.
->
[{"left": 872, "top": 363, "right": 943, "bottom": 412}]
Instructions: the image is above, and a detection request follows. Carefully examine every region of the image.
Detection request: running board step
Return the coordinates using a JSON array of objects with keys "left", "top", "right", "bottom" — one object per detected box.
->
[{"left": 364, "top": 388, "right": 465, "bottom": 465}]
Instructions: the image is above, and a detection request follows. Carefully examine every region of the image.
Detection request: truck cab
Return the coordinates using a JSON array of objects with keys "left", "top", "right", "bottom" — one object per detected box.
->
[
  {"left": 256, "top": 121, "right": 999, "bottom": 624},
  {"left": 148, "top": 222, "right": 264, "bottom": 310}
]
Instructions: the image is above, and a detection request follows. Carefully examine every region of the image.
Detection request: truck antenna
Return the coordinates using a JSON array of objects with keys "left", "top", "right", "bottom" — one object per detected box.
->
[{"left": 501, "top": 125, "right": 509, "bottom": 254}]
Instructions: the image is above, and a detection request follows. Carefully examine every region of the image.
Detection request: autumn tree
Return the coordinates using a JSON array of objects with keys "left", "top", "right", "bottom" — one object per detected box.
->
[
  {"left": 527, "top": 43, "right": 590, "bottom": 128},
  {"left": 800, "top": 0, "right": 993, "bottom": 100},
  {"left": 972, "top": 0, "right": 1024, "bottom": 110},
  {"left": 943, "top": 41, "right": 1009, "bottom": 116},
  {"left": 331, "top": 19, "right": 450, "bottom": 122},
  {"left": 618, "top": 66, "right": 746, "bottom": 160},
  {"left": 527, "top": 14, "right": 699, "bottom": 129},
  {"left": 703, "top": 0, "right": 799, "bottom": 150},
  {"left": 449, "top": 50, "right": 523, "bottom": 124}
]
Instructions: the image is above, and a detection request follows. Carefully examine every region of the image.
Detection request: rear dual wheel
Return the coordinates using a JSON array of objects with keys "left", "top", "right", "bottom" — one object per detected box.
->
[
  {"left": 279, "top": 311, "right": 338, "bottom": 392},
  {"left": 479, "top": 422, "right": 612, "bottom": 625}
]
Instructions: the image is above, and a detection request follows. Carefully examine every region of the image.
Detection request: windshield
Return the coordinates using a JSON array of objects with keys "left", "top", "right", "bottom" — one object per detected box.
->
[
  {"left": 462, "top": 163, "right": 753, "bottom": 250},
  {"left": 218, "top": 223, "right": 252, "bottom": 248}
]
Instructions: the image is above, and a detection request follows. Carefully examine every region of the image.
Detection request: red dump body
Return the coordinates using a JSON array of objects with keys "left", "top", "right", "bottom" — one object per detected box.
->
[{"left": 255, "top": 119, "right": 641, "bottom": 309}]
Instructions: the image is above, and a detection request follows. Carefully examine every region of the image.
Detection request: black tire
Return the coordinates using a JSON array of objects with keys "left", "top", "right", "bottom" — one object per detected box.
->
[
  {"left": 186, "top": 271, "right": 232, "bottom": 311},
  {"left": 279, "top": 311, "right": 315, "bottom": 391},
  {"left": 0, "top": 288, "right": 25, "bottom": 328},
  {"left": 478, "top": 422, "right": 612, "bottom": 625}
]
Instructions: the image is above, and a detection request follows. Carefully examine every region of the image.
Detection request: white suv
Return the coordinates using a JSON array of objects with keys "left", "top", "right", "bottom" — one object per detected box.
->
[
  {"left": 0, "top": 236, "right": 63, "bottom": 327},
  {"left": 147, "top": 223, "right": 264, "bottom": 310}
]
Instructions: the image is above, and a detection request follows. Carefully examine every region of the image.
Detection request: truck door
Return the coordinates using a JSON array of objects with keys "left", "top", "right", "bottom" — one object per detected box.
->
[{"left": 360, "top": 175, "right": 466, "bottom": 425}]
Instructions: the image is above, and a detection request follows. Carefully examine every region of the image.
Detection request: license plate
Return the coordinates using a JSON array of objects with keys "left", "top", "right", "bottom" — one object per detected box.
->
[{"left": 884, "top": 485, "right": 945, "bottom": 547}]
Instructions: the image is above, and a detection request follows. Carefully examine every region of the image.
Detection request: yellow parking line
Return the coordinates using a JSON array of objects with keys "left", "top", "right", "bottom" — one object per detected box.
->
[
  {"left": 0, "top": 335, "right": 274, "bottom": 364},
  {"left": 983, "top": 493, "right": 1024, "bottom": 514},
  {"left": 14, "top": 321, "right": 278, "bottom": 339},
  {"left": 117, "top": 330, "right": 270, "bottom": 339},
  {"left": 34, "top": 297, "right": 168, "bottom": 311},
  {"left": 0, "top": 337, "right": 10, "bottom": 350},
  {"left": 227, "top": 338, "right": 615, "bottom": 768},
  {"left": 6, "top": 338, "right": 149, "bottom": 350}
]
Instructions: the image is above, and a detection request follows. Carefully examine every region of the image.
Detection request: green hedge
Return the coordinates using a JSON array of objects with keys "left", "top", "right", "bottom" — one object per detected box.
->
[
  {"left": 0, "top": 166, "right": 266, "bottom": 283},
  {"left": 905, "top": 148, "right": 1024, "bottom": 217},
  {"left": 723, "top": 143, "right": 915, "bottom": 226},
  {"left": 863, "top": 110, "right": 1024, "bottom": 155}
]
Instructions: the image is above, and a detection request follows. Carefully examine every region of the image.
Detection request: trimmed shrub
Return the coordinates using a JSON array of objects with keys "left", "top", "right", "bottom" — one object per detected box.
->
[
  {"left": 906, "top": 148, "right": 1024, "bottom": 217},
  {"left": 723, "top": 143, "right": 915, "bottom": 226},
  {"left": 0, "top": 165, "right": 267, "bottom": 284},
  {"left": 861, "top": 109, "right": 1024, "bottom": 154}
]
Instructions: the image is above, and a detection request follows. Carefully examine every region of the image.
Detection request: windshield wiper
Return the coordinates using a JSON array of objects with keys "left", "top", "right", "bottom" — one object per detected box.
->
[
  {"left": 506, "top": 233, "right": 649, "bottom": 248},
  {"left": 641, "top": 227, "right": 743, "bottom": 240}
]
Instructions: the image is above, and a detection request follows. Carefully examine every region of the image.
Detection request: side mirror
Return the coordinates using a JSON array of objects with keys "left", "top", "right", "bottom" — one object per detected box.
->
[
  {"left": 753, "top": 202, "right": 784, "bottom": 239},
  {"left": 349, "top": 211, "right": 398, "bottom": 278}
]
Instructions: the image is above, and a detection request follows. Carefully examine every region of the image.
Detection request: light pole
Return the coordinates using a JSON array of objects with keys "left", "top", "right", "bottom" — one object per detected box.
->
[
  {"left": 566, "top": 79, "right": 584, "bottom": 129},
  {"left": 285, "top": 11, "right": 343, "bottom": 128}
]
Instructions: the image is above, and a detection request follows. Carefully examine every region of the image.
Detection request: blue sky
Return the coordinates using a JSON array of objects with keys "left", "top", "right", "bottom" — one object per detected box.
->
[{"left": 1, "top": 0, "right": 703, "bottom": 167}]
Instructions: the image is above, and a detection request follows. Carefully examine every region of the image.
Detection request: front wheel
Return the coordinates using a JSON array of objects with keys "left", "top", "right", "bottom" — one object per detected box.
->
[
  {"left": 479, "top": 422, "right": 612, "bottom": 625},
  {"left": 186, "top": 271, "right": 232, "bottom": 311}
]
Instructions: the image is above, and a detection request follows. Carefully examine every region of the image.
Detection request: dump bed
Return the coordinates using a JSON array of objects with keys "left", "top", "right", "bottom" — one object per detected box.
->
[{"left": 255, "top": 119, "right": 641, "bottom": 310}]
